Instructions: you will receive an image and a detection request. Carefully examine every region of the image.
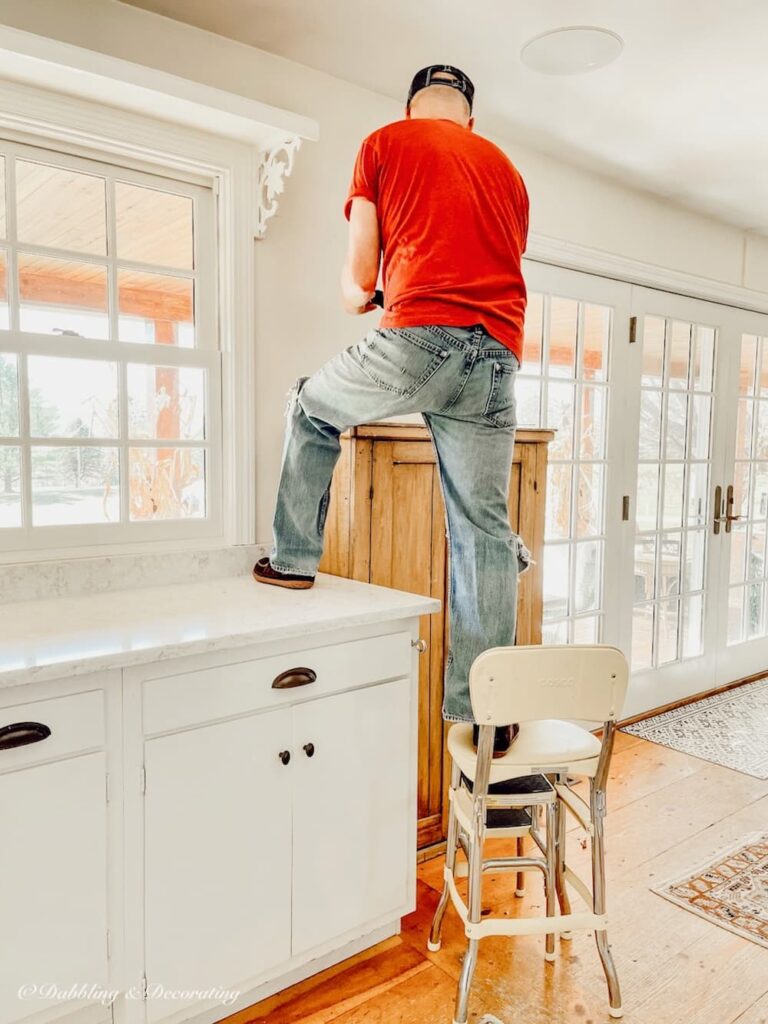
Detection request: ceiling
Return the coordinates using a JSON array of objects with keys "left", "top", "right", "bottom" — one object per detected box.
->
[{"left": 118, "top": 0, "right": 768, "bottom": 235}]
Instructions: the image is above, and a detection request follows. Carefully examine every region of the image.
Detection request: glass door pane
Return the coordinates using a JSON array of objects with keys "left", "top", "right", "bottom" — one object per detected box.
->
[{"left": 631, "top": 316, "right": 715, "bottom": 671}]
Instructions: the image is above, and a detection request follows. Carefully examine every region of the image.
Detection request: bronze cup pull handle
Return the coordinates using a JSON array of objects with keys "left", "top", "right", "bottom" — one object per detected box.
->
[
  {"left": 0, "top": 722, "right": 52, "bottom": 751},
  {"left": 271, "top": 667, "right": 318, "bottom": 690}
]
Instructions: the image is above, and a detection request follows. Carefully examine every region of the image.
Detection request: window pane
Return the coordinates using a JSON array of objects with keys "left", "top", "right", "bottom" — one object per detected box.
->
[
  {"left": 18, "top": 253, "right": 108, "bottom": 339},
  {"left": 542, "top": 620, "right": 568, "bottom": 644},
  {"left": 0, "top": 353, "right": 19, "bottom": 436},
  {"left": 0, "top": 446, "right": 21, "bottom": 527},
  {"left": 639, "top": 390, "right": 662, "bottom": 459},
  {"left": 546, "top": 462, "right": 571, "bottom": 540},
  {"left": 128, "top": 364, "right": 205, "bottom": 441},
  {"left": 668, "top": 321, "right": 691, "bottom": 389},
  {"left": 632, "top": 604, "right": 654, "bottom": 670},
  {"left": 634, "top": 537, "right": 656, "bottom": 601},
  {"left": 657, "top": 598, "right": 680, "bottom": 664},
  {"left": 662, "top": 463, "right": 684, "bottom": 529},
  {"left": 129, "top": 447, "right": 205, "bottom": 520},
  {"left": 727, "top": 587, "right": 745, "bottom": 645},
  {"left": 0, "top": 250, "right": 7, "bottom": 329},
  {"left": 739, "top": 335, "right": 758, "bottom": 396},
  {"left": 687, "top": 463, "right": 708, "bottom": 527},
  {"left": 0, "top": 157, "right": 5, "bottom": 239},
  {"left": 31, "top": 446, "right": 119, "bottom": 525},
  {"left": 732, "top": 462, "right": 750, "bottom": 520},
  {"left": 580, "top": 385, "right": 606, "bottom": 459},
  {"left": 16, "top": 160, "right": 106, "bottom": 256},
  {"left": 573, "top": 616, "right": 599, "bottom": 643},
  {"left": 642, "top": 317, "right": 665, "bottom": 385},
  {"left": 546, "top": 381, "right": 574, "bottom": 459},
  {"left": 515, "top": 376, "right": 540, "bottom": 427},
  {"left": 635, "top": 464, "right": 659, "bottom": 532},
  {"left": 692, "top": 326, "right": 715, "bottom": 392},
  {"left": 522, "top": 293, "right": 543, "bottom": 375},
  {"left": 665, "top": 392, "right": 688, "bottom": 459},
  {"left": 682, "top": 594, "right": 704, "bottom": 658},
  {"left": 756, "top": 401, "right": 768, "bottom": 460},
  {"left": 28, "top": 356, "right": 118, "bottom": 439},
  {"left": 749, "top": 523, "right": 766, "bottom": 581},
  {"left": 576, "top": 463, "right": 603, "bottom": 538},
  {"left": 690, "top": 396, "right": 711, "bottom": 460},
  {"left": 542, "top": 544, "right": 569, "bottom": 621},
  {"left": 747, "top": 583, "right": 765, "bottom": 638},
  {"left": 548, "top": 297, "right": 577, "bottom": 378},
  {"left": 730, "top": 523, "right": 748, "bottom": 585},
  {"left": 752, "top": 463, "right": 768, "bottom": 520},
  {"left": 736, "top": 399, "right": 754, "bottom": 460},
  {"left": 760, "top": 338, "right": 768, "bottom": 399},
  {"left": 574, "top": 541, "right": 601, "bottom": 613},
  {"left": 582, "top": 305, "right": 608, "bottom": 382},
  {"left": 115, "top": 182, "right": 193, "bottom": 270},
  {"left": 659, "top": 532, "right": 682, "bottom": 598},
  {"left": 118, "top": 270, "right": 194, "bottom": 348},
  {"left": 684, "top": 529, "right": 706, "bottom": 592}
]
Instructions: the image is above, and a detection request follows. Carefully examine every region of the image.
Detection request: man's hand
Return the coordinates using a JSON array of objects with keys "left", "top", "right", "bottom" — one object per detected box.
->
[{"left": 341, "top": 197, "right": 381, "bottom": 315}]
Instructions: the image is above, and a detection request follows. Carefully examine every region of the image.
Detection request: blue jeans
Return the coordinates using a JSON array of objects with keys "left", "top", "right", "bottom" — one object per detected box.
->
[{"left": 270, "top": 323, "right": 531, "bottom": 722}]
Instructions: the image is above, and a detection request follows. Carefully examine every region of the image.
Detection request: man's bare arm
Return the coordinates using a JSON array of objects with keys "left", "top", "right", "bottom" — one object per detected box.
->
[{"left": 340, "top": 197, "right": 381, "bottom": 315}]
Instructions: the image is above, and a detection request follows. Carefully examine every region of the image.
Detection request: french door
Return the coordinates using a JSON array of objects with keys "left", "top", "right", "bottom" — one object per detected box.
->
[{"left": 522, "top": 261, "right": 768, "bottom": 718}]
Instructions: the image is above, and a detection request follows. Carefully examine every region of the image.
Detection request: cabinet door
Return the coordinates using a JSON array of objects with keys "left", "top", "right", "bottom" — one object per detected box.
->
[
  {"left": 143, "top": 709, "right": 292, "bottom": 1021},
  {"left": 291, "top": 677, "right": 412, "bottom": 955},
  {"left": 0, "top": 753, "right": 109, "bottom": 1024}
]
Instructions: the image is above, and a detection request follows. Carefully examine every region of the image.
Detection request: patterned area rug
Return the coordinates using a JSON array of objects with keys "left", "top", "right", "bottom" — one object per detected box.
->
[
  {"left": 622, "top": 679, "right": 768, "bottom": 779},
  {"left": 652, "top": 833, "right": 768, "bottom": 949}
]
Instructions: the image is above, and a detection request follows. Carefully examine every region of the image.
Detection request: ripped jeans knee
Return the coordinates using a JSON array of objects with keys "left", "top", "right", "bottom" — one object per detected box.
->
[
  {"left": 284, "top": 375, "right": 310, "bottom": 419},
  {"left": 515, "top": 533, "right": 534, "bottom": 575}
]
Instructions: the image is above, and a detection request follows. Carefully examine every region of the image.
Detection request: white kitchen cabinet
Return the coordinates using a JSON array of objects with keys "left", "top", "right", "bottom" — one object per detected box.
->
[
  {"left": 0, "top": 690, "right": 112, "bottom": 1024},
  {"left": 143, "top": 708, "right": 293, "bottom": 1022},
  {"left": 291, "top": 677, "right": 412, "bottom": 955}
]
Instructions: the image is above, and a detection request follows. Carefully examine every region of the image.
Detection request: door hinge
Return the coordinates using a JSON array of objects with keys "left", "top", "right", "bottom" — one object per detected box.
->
[
  {"left": 141, "top": 974, "right": 148, "bottom": 1001},
  {"left": 622, "top": 495, "right": 630, "bottom": 521},
  {"left": 106, "top": 929, "right": 112, "bottom": 960},
  {"left": 140, "top": 766, "right": 146, "bottom": 794},
  {"left": 105, "top": 772, "right": 110, "bottom": 804},
  {"left": 629, "top": 316, "right": 638, "bottom": 343}
]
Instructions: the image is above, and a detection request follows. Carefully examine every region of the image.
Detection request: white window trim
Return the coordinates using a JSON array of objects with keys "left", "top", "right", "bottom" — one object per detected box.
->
[{"left": 0, "top": 54, "right": 316, "bottom": 564}]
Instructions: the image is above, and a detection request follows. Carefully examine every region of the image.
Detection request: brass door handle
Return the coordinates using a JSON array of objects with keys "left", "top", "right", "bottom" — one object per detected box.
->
[
  {"left": 411, "top": 638, "right": 428, "bottom": 654},
  {"left": 713, "top": 485, "right": 725, "bottom": 534}
]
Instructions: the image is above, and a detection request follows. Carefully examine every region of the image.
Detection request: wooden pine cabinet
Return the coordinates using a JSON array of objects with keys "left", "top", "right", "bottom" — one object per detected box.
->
[{"left": 319, "top": 422, "right": 553, "bottom": 851}]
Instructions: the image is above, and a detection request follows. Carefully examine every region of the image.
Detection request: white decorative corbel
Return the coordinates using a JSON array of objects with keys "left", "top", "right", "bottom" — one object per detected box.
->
[{"left": 255, "top": 135, "right": 302, "bottom": 238}]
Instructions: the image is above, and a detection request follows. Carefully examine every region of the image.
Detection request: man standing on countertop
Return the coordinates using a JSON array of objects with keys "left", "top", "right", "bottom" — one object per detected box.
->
[{"left": 254, "top": 65, "right": 531, "bottom": 753}]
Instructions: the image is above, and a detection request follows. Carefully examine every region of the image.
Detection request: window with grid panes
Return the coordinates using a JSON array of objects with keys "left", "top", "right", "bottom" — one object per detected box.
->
[
  {"left": 728, "top": 333, "right": 768, "bottom": 644},
  {"left": 518, "top": 292, "right": 611, "bottom": 643},
  {"left": 0, "top": 141, "right": 220, "bottom": 549}
]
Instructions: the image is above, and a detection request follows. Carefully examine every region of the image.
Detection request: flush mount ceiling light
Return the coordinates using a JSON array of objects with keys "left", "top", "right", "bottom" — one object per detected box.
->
[{"left": 521, "top": 26, "right": 624, "bottom": 75}]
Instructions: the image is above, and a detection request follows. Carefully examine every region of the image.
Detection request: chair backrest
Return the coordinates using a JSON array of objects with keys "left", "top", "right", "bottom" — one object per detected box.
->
[{"left": 469, "top": 644, "right": 629, "bottom": 726}]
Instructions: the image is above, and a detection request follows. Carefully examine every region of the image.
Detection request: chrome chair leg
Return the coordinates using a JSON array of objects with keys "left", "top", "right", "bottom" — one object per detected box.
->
[
  {"left": 591, "top": 780, "right": 623, "bottom": 1018},
  {"left": 428, "top": 762, "right": 461, "bottom": 952},
  {"left": 554, "top": 796, "right": 572, "bottom": 936},
  {"left": 515, "top": 835, "right": 526, "bottom": 897},
  {"left": 454, "top": 824, "right": 483, "bottom": 1024},
  {"left": 544, "top": 801, "right": 557, "bottom": 961}
]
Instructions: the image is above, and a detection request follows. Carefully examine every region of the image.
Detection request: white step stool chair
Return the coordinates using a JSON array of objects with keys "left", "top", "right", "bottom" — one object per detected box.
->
[{"left": 428, "top": 644, "right": 629, "bottom": 1024}]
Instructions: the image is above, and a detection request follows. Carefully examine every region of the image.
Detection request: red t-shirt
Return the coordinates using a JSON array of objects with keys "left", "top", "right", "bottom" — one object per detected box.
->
[{"left": 344, "top": 118, "right": 529, "bottom": 358}]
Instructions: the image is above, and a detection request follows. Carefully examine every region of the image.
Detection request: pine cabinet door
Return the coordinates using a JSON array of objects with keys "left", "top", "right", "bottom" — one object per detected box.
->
[
  {"left": 0, "top": 753, "right": 109, "bottom": 1024},
  {"left": 143, "top": 709, "right": 292, "bottom": 1020},
  {"left": 290, "top": 678, "right": 413, "bottom": 955}
]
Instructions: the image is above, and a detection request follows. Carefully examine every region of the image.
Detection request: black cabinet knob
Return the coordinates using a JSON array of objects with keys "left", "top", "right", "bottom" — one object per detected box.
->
[
  {"left": 279, "top": 750, "right": 291, "bottom": 765},
  {"left": 303, "top": 743, "right": 315, "bottom": 758}
]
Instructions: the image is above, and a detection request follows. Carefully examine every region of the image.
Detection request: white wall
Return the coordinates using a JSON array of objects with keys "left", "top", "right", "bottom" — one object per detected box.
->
[{"left": 0, "top": 0, "right": 766, "bottom": 541}]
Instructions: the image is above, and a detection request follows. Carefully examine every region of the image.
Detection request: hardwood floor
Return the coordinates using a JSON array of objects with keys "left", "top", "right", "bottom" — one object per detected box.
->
[{"left": 229, "top": 732, "right": 768, "bottom": 1023}]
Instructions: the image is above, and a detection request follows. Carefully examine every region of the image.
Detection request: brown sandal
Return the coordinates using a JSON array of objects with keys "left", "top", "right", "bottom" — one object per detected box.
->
[
  {"left": 472, "top": 723, "right": 520, "bottom": 758},
  {"left": 252, "top": 557, "right": 315, "bottom": 590}
]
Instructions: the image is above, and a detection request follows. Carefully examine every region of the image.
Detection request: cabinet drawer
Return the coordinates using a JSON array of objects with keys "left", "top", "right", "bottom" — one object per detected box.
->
[
  {"left": 142, "top": 630, "right": 412, "bottom": 735},
  {"left": 0, "top": 690, "right": 105, "bottom": 772}
]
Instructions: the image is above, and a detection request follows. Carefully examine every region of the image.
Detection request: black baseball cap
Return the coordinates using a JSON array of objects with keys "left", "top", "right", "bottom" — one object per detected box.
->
[{"left": 406, "top": 65, "right": 475, "bottom": 113}]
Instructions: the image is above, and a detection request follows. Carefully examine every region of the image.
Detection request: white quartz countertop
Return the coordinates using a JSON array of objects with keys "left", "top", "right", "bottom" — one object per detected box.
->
[{"left": 0, "top": 573, "right": 440, "bottom": 689}]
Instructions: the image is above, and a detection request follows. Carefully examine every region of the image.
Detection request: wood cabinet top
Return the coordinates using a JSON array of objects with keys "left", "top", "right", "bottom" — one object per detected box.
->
[{"left": 344, "top": 422, "right": 555, "bottom": 443}]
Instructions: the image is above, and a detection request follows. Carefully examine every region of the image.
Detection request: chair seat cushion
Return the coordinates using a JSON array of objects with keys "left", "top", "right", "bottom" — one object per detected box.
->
[{"left": 448, "top": 720, "right": 602, "bottom": 783}]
